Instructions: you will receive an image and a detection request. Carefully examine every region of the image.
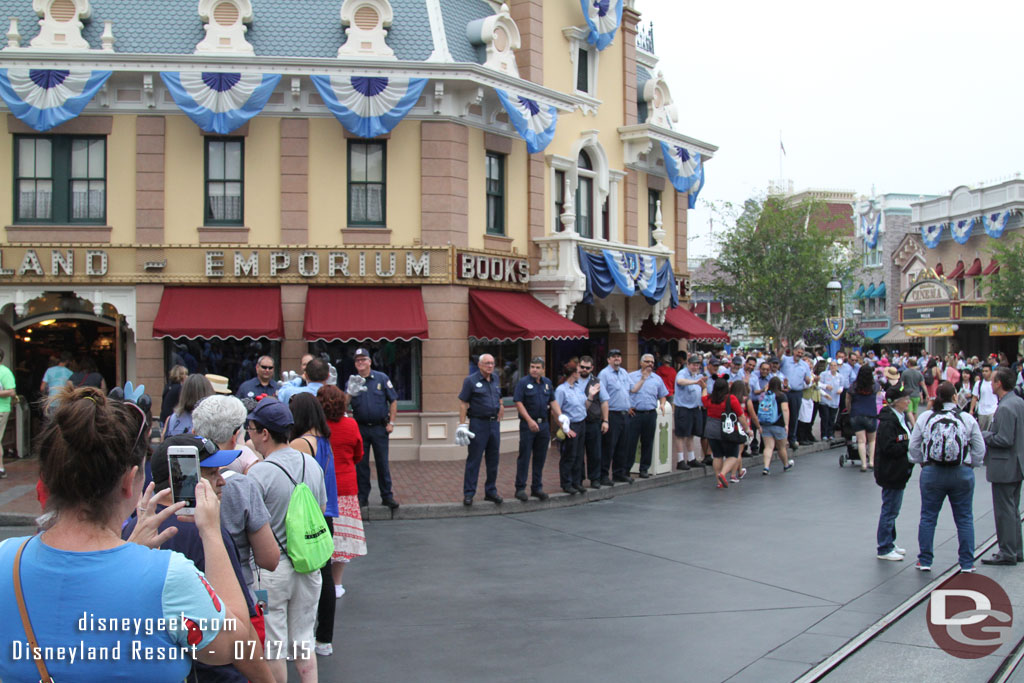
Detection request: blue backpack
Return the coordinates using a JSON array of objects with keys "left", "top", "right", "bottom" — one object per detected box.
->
[{"left": 757, "top": 392, "right": 780, "bottom": 424}]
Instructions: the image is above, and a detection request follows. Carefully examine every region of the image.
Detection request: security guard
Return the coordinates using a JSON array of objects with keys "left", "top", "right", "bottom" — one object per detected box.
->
[
  {"left": 598, "top": 348, "right": 633, "bottom": 485},
  {"left": 627, "top": 353, "right": 669, "bottom": 478},
  {"left": 512, "top": 356, "right": 560, "bottom": 502},
  {"left": 349, "top": 347, "right": 400, "bottom": 509},
  {"left": 456, "top": 353, "right": 504, "bottom": 506}
]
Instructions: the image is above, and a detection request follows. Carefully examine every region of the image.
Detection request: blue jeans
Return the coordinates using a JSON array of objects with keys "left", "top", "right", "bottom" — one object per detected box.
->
[
  {"left": 917, "top": 465, "right": 975, "bottom": 569},
  {"left": 876, "top": 488, "right": 904, "bottom": 554}
]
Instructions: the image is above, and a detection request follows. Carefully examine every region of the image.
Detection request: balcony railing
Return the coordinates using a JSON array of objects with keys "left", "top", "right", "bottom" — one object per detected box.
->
[{"left": 635, "top": 21, "right": 655, "bottom": 53}]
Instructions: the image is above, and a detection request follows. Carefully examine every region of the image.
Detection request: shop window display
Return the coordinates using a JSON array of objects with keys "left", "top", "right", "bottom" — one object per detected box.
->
[
  {"left": 164, "top": 338, "right": 278, "bottom": 394},
  {"left": 469, "top": 340, "right": 528, "bottom": 399},
  {"left": 310, "top": 340, "right": 419, "bottom": 410}
]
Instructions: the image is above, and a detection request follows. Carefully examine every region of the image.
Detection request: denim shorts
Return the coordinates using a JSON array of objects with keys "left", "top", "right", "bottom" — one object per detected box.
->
[
  {"left": 850, "top": 415, "right": 878, "bottom": 434},
  {"left": 762, "top": 425, "right": 787, "bottom": 441}
]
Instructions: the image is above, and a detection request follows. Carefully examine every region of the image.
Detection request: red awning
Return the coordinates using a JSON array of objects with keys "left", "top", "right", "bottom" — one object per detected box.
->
[
  {"left": 947, "top": 259, "right": 966, "bottom": 280},
  {"left": 153, "top": 287, "right": 284, "bottom": 340},
  {"left": 964, "top": 257, "right": 983, "bottom": 277},
  {"left": 640, "top": 306, "right": 730, "bottom": 342},
  {"left": 934, "top": 262, "right": 944, "bottom": 276},
  {"left": 468, "top": 290, "right": 588, "bottom": 341},
  {"left": 983, "top": 259, "right": 1000, "bottom": 276},
  {"left": 303, "top": 287, "right": 428, "bottom": 341},
  {"left": 690, "top": 301, "right": 724, "bottom": 315}
]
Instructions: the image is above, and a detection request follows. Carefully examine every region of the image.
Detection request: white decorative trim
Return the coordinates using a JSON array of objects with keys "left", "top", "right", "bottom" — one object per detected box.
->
[
  {"left": 100, "top": 19, "right": 114, "bottom": 52},
  {"left": 338, "top": 0, "right": 396, "bottom": 60},
  {"left": 6, "top": 17, "right": 21, "bottom": 49},
  {"left": 641, "top": 70, "right": 677, "bottom": 130},
  {"left": 0, "top": 285, "right": 136, "bottom": 331},
  {"left": 618, "top": 123, "right": 718, "bottom": 165},
  {"left": 196, "top": 0, "right": 254, "bottom": 56},
  {"left": 424, "top": 0, "right": 453, "bottom": 62},
  {"left": 29, "top": 0, "right": 91, "bottom": 51},
  {"left": 467, "top": 3, "right": 520, "bottom": 77}
]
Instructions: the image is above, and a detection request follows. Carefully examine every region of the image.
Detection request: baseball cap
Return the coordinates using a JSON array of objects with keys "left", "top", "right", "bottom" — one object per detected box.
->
[
  {"left": 206, "top": 374, "right": 231, "bottom": 394},
  {"left": 885, "top": 385, "right": 912, "bottom": 402},
  {"left": 151, "top": 434, "right": 242, "bottom": 488},
  {"left": 608, "top": 348, "right": 622, "bottom": 357},
  {"left": 687, "top": 355, "right": 702, "bottom": 365},
  {"left": 247, "top": 396, "right": 294, "bottom": 432},
  {"left": 769, "top": 357, "right": 781, "bottom": 364},
  {"left": 731, "top": 356, "right": 743, "bottom": 365},
  {"left": 708, "top": 358, "right": 720, "bottom": 366},
  {"left": 354, "top": 347, "right": 370, "bottom": 358}
]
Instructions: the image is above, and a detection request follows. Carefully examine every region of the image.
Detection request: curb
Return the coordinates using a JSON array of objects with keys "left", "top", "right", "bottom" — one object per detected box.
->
[{"left": 365, "top": 440, "right": 840, "bottom": 521}]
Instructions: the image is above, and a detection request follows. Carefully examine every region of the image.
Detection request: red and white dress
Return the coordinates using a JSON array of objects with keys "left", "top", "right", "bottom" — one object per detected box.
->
[{"left": 328, "top": 416, "right": 367, "bottom": 560}]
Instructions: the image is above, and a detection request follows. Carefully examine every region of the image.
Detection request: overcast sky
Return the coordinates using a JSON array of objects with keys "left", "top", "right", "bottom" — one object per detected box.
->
[{"left": 638, "top": 0, "right": 1024, "bottom": 259}]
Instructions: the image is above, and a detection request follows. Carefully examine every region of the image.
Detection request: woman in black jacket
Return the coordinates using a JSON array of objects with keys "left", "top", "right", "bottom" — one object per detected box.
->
[{"left": 875, "top": 385, "right": 915, "bottom": 561}]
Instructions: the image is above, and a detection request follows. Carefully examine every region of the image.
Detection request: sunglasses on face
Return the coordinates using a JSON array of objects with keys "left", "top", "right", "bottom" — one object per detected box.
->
[{"left": 259, "top": 365, "right": 274, "bottom": 370}]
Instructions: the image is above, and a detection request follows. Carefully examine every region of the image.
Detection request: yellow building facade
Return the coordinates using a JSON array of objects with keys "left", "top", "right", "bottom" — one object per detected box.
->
[{"left": 0, "top": 0, "right": 716, "bottom": 459}]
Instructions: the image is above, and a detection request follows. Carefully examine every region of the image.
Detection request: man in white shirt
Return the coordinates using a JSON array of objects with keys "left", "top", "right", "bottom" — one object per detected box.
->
[{"left": 971, "top": 363, "right": 998, "bottom": 431}]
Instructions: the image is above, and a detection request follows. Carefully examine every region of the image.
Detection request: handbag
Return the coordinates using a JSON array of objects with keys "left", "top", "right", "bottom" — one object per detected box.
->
[
  {"left": 713, "top": 399, "right": 747, "bottom": 444},
  {"left": 14, "top": 537, "right": 53, "bottom": 683}
]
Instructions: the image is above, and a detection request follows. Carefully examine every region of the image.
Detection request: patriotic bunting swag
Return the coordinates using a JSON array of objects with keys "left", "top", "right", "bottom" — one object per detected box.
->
[
  {"left": 951, "top": 217, "right": 974, "bottom": 245},
  {"left": 921, "top": 223, "right": 943, "bottom": 249},
  {"left": 661, "top": 142, "right": 703, "bottom": 196},
  {"left": 688, "top": 160, "right": 705, "bottom": 209},
  {"left": 983, "top": 211, "right": 1010, "bottom": 239},
  {"left": 862, "top": 213, "right": 881, "bottom": 250},
  {"left": 160, "top": 72, "right": 282, "bottom": 135},
  {"left": 494, "top": 89, "right": 557, "bottom": 154},
  {"left": 577, "top": 246, "right": 678, "bottom": 307},
  {"left": 310, "top": 75, "right": 427, "bottom": 138},
  {"left": 579, "top": 0, "right": 624, "bottom": 50},
  {"left": 0, "top": 68, "right": 111, "bottom": 132}
]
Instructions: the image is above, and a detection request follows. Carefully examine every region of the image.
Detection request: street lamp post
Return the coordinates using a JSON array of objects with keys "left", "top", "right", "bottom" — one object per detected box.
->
[{"left": 825, "top": 277, "right": 845, "bottom": 358}]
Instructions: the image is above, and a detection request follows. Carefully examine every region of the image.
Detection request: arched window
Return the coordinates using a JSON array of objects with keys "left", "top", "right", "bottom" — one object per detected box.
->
[{"left": 576, "top": 150, "right": 594, "bottom": 239}]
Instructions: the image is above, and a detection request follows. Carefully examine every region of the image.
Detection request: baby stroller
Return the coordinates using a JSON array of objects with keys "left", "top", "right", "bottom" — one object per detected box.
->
[{"left": 836, "top": 409, "right": 862, "bottom": 468}]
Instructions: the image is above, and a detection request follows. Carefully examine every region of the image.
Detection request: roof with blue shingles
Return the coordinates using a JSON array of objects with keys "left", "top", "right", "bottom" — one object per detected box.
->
[{"left": 0, "top": 0, "right": 486, "bottom": 63}]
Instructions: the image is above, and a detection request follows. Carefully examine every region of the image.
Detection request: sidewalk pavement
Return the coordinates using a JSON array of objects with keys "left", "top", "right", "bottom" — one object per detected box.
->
[{"left": 0, "top": 439, "right": 840, "bottom": 524}]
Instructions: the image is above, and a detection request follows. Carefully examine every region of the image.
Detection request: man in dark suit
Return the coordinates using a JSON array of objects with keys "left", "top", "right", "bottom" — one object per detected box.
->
[{"left": 981, "top": 367, "right": 1024, "bottom": 566}]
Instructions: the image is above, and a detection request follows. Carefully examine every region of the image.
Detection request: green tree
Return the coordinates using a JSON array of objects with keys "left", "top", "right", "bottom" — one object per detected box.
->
[
  {"left": 988, "top": 234, "right": 1024, "bottom": 329},
  {"left": 702, "top": 195, "right": 856, "bottom": 349}
]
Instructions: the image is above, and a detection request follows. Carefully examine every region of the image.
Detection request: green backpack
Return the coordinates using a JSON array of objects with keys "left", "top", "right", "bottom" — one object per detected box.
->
[{"left": 266, "top": 457, "right": 332, "bottom": 574}]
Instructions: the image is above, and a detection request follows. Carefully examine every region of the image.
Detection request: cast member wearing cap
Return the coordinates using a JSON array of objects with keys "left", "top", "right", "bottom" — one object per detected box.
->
[
  {"left": 873, "top": 385, "right": 915, "bottom": 562},
  {"left": 456, "top": 354, "right": 504, "bottom": 506},
  {"left": 236, "top": 355, "right": 280, "bottom": 399},
  {"left": 348, "top": 348, "right": 400, "bottom": 509},
  {"left": 578, "top": 356, "right": 610, "bottom": 488},
  {"left": 512, "top": 356, "right": 560, "bottom": 501},
  {"left": 627, "top": 353, "right": 669, "bottom": 479},
  {"left": 246, "top": 398, "right": 327, "bottom": 683},
  {"left": 674, "top": 355, "right": 707, "bottom": 471},
  {"left": 598, "top": 348, "right": 633, "bottom": 485},
  {"left": 127, "top": 434, "right": 274, "bottom": 683}
]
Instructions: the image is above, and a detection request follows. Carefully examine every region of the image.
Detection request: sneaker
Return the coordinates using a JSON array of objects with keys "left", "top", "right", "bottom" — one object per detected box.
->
[
  {"left": 0, "top": 468, "right": 5, "bottom": 479},
  {"left": 315, "top": 642, "right": 333, "bottom": 656},
  {"left": 916, "top": 562, "right": 931, "bottom": 572},
  {"left": 783, "top": 462, "right": 794, "bottom": 472},
  {"left": 961, "top": 566, "right": 977, "bottom": 573},
  {"left": 335, "top": 584, "right": 346, "bottom": 599},
  {"left": 893, "top": 546, "right": 906, "bottom": 555},
  {"left": 762, "top": 468, "right": 770, "bottom": 476},
  {"left": 729, "top": 475, "right": 740, "bottom": 484},
  {"left": 716, "top": 473, "right": 728, "bottom": 488},
  {"left": 716, "top": 480, "right": 726, "bottom": 489},
  {"left": 877, "top": 550, "right": 904, "bottom": 562},
  {"left": 737, "top": 468, "right": 747, "bottom": 480}
]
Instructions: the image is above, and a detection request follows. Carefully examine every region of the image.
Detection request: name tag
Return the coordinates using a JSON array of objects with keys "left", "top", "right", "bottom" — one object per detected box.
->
[
  {"left": 527, "top": 383, "right": 534, "bottom": 389},
  {"left": 476, "top": 382, "right": 483, "bottom": 388}
]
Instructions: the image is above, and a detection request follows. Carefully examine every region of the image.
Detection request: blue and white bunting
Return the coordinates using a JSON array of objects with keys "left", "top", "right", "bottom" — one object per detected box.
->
[
  {"left": 580, "top": 0, "right": 624, "bottom": 50},
  {"left": 661, "top": 142, "right": 702, "bottom": 194},
  {"left": 603, "top": 249, "right": 657, "bottom": 299},
  {"left": 921, "top": 223, "right": 943, "bottom": 249},
  {"left": 983, "top": 211, "right": 1010, "bottom": 239},
  {"left": 951, "top": 217, "right": 974, "bottom": 245},
  {"left": 0, "top": 68, "right": 111, "bottom": 132},
  {"left": 862, "top": 213, "right": 881, "bottom": 249},
  {"left": 687, "top": 159, "right": 705, "bottom": 209},
  {"left": 310, "top": 75, "right": 427, "bottom": 138},
  {"left": 494, "top": 89, "right": 557, "bottom": 154},
  {"left": 160, "top": 72, "right": 281, "bottom": 135}
]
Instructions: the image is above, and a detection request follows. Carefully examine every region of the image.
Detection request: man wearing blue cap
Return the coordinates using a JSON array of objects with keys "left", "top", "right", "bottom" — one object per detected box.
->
[{"left": 348, "top": 347, "right": 400, "bottom": 510}]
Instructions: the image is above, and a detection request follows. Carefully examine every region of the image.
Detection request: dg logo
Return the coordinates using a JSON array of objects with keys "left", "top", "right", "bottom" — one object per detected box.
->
[{"left": 927, "top": 573, "right": 1013, "bottom": 659}]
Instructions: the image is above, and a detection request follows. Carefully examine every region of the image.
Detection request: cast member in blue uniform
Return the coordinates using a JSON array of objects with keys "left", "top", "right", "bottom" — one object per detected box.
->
[
  {"left": 236, "top": 355, "right": 279, "bottom": 399},
  {"left": 627, "top": 353, "right": 669, "bottom": 478},
  {"left": 579, "top": 356, "right": 610, "bottom": 488},
  {"left": 512, "top": 357, "right": 561, "bottom": 502},
  {"left": 598, "top": 349, "right": 634, "bottom": 485},
  {"left": 349, "top": 348, "right": 400, "bottom": 509},
  {"left": 456, "top": 354, "right": 504, "bottom": 506}
]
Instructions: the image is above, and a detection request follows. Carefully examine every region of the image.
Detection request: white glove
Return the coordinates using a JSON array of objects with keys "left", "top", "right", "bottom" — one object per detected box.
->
[
  {"left": 558, "top": 414, "right": 571, "bottom": 433},
  {"left": 346, "top": 374, "right": 368, "bottom": 396},
  {"left": 281, "top": 371, "right": 300, "bottom": 384},
  {"left": 326, "top": 364, "right": 338, "bottom": 386},
  {"left": 455, "top": 423, "right": 475, "bottom": 446}
]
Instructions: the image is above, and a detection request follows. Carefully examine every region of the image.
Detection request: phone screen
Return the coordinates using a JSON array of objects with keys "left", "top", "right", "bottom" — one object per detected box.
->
[{"left": 167, "top": 446, "right": 200, "bottom": 511}]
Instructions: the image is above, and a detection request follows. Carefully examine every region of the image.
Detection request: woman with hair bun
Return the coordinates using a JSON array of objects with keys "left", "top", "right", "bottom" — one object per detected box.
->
[{"left": 0, "top": 387, "right": 254, "bottom": 681}]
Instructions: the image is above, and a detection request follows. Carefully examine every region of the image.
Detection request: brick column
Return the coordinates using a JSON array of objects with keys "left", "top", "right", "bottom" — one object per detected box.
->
[
  {"left": 675, "top": 191, "right": 688, "bottom": 272},
  {"left": 609, "top": 325, "right": 639, "bottom": 371},
  {"left": 624, "top": 169, "right": 638, "bottom": 246},
  {"left": 421, "top": 122, "right": 469, "bottom": 247},
  {"left": 135, "top": 284, "right": 165, "bottom": 413},
  {"left": 420, "top": 285, "right": 469, "bottom": 410},
  {"left": 280, "top": 118, "right": 309, "bottom": 245},
  {"left": 622, "top": 5, "right": 641, "bottom": 126},
  {"left": 507, "top": 0, "right": 543, "bottom": 84},
  {"left": 135, "top": 116, "right": 165, "bottom": 244},
  {"left": 280, "top": 284, "right": 308, "bottom": 374}
]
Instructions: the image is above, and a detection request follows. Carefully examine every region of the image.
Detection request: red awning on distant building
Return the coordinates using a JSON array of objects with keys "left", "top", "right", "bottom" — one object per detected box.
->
[
  {"left": 640, "top": 307, "right": 730, "bottom": 342},
  {"left": 690, "top": 301, "right": 724, "bottom": 315},
  {"left": 468, "top": 290, "right": 588, "bottom": 342},
  {"left": 153, "top": 287, "right": 284, "bottom": 340},
  {"left": 303, "top": 287, "right": 429, "bottom": 341},
  {"left": 934, "top": 262, "right": 944, "bottom": 277},
  {"left": 964, "top": 258, "right": 983, "bottom": 277},
  {"left": 983, "top": 259, "right": 1000, "bottom": 276},
  {"left": 947, "top": 260, "right": 966, "bottom": 280}
]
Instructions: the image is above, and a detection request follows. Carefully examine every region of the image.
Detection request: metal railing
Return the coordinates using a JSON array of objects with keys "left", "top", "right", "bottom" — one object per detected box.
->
[{"left": 635, "top": 21, "right": 654, "bottom": 53}]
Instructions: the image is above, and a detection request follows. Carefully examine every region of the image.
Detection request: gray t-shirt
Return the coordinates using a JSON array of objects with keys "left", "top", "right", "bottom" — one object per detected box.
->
[
  {"left": 248, "top": 447, "right": 327, "bottom": 557},
  {"left": 901, "top": 368, "right": 924, "bottom": 397},
  {"left": 220, "top": 472, "right": 271, "bottom": 591}
]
